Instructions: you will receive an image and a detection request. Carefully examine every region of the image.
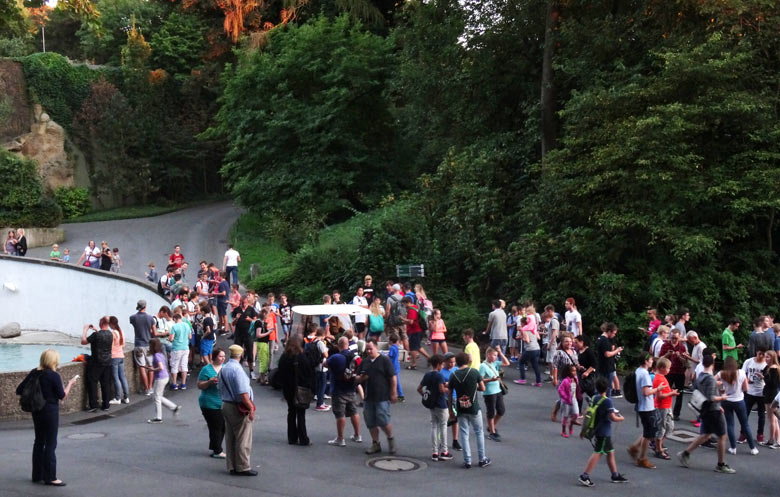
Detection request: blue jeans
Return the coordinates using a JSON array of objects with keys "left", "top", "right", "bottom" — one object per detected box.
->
[
  {"left": 111, "top": 357, "right": 129, "bottom": 400},
  {"left": 225, "top": 266, "right": 238, "bottom": 285},
  {"left": 601, "top": 371, "right": 616, "bottom": 397},
  {"left": 724, "top": 399, "right": 757, "bottom": 449},
  {"left": 395, "top": 369, "right": 404, "bottom": 397},
  {"left": 281, "top": 323, "right": 291, "bottom": 341},
  {"left": 458, "top": 412, "right": 486, "bottom": 464},
  {"left": 316, "top": 371, "right": 327, "bottom": 407},
  {"left": 519, "top": 349, "right": 541, "bottom": 383},
  {"left": 490, "top": 339, "right": 507, "bottom": 354}
]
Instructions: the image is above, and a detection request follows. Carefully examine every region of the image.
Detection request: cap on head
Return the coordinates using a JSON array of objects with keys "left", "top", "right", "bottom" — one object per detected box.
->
[
  {"left": 392, "top": 283, "right": 401, "bottom": 291},
  {"left": 136, "top": 299, "right": 147, "bottom": 311},
  {"left": 228, "top": 344, "right": 244, "bottom": 358}
]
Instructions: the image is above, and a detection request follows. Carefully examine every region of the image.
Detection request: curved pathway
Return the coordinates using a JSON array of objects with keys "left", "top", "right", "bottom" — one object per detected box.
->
[{"left": 26, "top": 201, "right": 242, "bottom": 280}]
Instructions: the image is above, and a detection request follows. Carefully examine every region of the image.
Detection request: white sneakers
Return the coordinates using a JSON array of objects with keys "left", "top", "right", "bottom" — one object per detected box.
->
[
  {"left": 750, "top": 448, "right": 760, "bottom": 455},
  {"left": 328, "top": 438, "right": 346, "bottom": 447},
  {"left": 350, "top": 434, "right": 363, "bottom": 443},
  {"left": 109, "top": 399, "right": 121, "bottom": 405}
]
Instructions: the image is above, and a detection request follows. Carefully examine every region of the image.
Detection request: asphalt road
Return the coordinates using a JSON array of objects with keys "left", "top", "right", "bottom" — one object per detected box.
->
[{"left": 26, "top": 201, "right": 242, "bottom": 283}]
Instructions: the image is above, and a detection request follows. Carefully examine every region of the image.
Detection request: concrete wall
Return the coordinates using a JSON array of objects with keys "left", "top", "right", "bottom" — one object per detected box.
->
[
  {"left": 1, "top": 227, "right": 65, "bottom": 249},
  {"left": 0, "top": 254, "right": 167, "bottom": 342}
]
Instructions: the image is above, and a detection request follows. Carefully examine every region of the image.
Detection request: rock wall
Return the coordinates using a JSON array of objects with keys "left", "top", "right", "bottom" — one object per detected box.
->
[{"left": 0, "top": 59, "right": 33, "bottom": 142}]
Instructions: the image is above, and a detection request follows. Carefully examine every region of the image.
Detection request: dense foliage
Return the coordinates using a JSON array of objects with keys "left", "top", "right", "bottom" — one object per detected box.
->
[{"left": 0, "top": 149, "right": 63, "bottom": 227}]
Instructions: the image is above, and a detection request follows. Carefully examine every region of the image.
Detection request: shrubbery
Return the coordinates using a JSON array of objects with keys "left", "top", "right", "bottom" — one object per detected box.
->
[
  {"left": 53, "top": 186, "right": 90, "bottom": 219},
  {"left": 0, "top": 150, "right": 63, "bottom": 227}
]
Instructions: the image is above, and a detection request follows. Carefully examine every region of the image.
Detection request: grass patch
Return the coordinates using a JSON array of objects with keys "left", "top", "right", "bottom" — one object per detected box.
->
[
  {"left": 67, "top": 196, "right": 230, "bottom": 223},
  {"left": 229, "top": 212, "right": 290, "bottom": 285}
]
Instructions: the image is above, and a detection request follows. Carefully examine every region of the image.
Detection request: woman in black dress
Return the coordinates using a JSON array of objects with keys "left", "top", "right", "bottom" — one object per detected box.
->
[
  {"left": 16, "top": 349, "right": 79, "bottom": 486},
  {"left": 276, "top": 334, "right": 316, "bottom": 446},
  {"left": 100, "top": 241, "right": 113, "bottom": 271}
]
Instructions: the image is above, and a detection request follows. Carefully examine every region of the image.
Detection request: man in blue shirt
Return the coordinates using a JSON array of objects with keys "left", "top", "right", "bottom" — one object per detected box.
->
[
  {"left": 326, "top": 337, "right": 362, "bottom": 447},
  {"left": 218, "top": 344, "right": 256, "bottom": 476}
]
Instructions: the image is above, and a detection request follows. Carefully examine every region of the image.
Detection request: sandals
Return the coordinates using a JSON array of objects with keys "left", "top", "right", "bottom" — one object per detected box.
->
[
  {"left": 654, "top": 450, "right": 671, "bottom": 460},
  {"left": 405, "top": 365, "right": 417, "bottom": 370}
]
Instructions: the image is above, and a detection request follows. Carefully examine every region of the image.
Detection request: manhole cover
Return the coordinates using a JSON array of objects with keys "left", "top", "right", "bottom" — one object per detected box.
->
[
  {"left": 667, "top": 429, "right": 701, "bottom": 444},
  {"left": 66, "top": 432, "right": 107, "bottom": 440},
  {"left": 366, "top": 456, "right": 426, "bottom": 472}
]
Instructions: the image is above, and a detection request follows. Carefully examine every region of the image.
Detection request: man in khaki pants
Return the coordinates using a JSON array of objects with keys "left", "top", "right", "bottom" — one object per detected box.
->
[{"left": 219, "top": 345, "right": 257, "bottom": 476}]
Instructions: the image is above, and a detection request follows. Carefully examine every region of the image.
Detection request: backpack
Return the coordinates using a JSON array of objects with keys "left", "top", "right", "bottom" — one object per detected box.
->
[
  {"left": 343, "top": 351, "right": 361, "bottom": 383},
  {"left": 580, "top": 395, "right": 607, "bottom": 440},
  {"left": 421, "top": 372, "right": 442, "bottom": 409},
  {"left": 305, "top": 340, "right": 324, "bottom": 368},
  {"left": 411, "top": 304, "right": 428, "bottom": 332},
  {"left": 623, "top": 371, "right": 638, "bottom": 404},
  {"left": 19, "top": 369, "right": 46, "bottom": 413},
  {"left": 388, "top": 294, "right": 405, "bottom": 326}
]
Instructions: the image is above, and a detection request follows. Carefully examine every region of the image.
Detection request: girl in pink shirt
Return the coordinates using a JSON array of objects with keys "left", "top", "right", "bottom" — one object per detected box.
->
[
  {"left": 109, "top": 316, "right": 130, "bottom": 404},
  {"left": 429, "top": 309, "right": 448, "bottom": 355}
]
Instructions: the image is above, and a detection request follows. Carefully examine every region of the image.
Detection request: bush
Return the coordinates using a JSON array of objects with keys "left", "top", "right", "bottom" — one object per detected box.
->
[
  {"left": 53, "top": 186, "right": 90, "bottom": 219},
  {"left": 0, "top": 198, "right": 63, "bottom": 228},
  {"left": 0, "top": 37, "right": 33, "bottom": 57}
]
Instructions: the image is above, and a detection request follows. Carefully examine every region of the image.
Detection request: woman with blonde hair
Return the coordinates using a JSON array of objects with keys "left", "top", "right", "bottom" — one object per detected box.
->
[
  {"left": 16, "top": 349, "right": 79, "bottom": 486},
  {"left": 762, "top": 350, "right": 780, "bottom": 448},
  {"left": 367, "top": 298, "right": 384, "bottom": 341}
]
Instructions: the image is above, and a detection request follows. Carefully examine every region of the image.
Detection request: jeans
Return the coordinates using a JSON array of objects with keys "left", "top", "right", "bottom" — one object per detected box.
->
[
  {"left": 316, "top": 370, "right": 327, "bottom": 407},
  {"left": 152, "top": 377, "right": 177, "bottom": 419},
  {"left": 201, "top": 407, "right": 225, "bottom": 454},
  {"left": 87, "top": 362, "right": 112, "bottom": 409},
  {"left": 111, "top": 357, "right": 129, "bottom": 400},
  {"left": 458, "top": 412, "right": 486, "bottom": 464},
  {"left": 744, "top": 393, "right": 765, "bottom": 437},
  {"left": 666, "top": 373, "right": 685, "bottom": 418},
  {"left": 430, "top": 408, "right": 449, "bottom": 454},
  {"left": 281, "top": 323, "right": 292, "bottom": 341},
  {"left": 723, "top": 399, "right": 756, "bottom": 449},
  {"left": 225, "top": 266, "right": 238, "bottom": 285},
  {"left": 601, "top": 371, "right": 616, "bottom": 397},
  {"left": 32, "top": 404, "right": 58, "bottom": 482},
  {"left": 519, "top": 349, "right": 541, "bottom": 383}
]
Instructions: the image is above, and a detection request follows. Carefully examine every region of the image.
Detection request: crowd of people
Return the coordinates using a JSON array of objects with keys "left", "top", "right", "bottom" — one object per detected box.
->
[
  {"left": 15, "top": 242, "right": 780, "bottom": 486},
  {"left": 3, "top": 228, "right": 27, "bottom": 256}
]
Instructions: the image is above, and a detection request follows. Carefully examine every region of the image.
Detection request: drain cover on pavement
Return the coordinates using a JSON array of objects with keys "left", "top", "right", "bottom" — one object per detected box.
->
[
  {"left": 366, "top": 456, "right": 426, "bottom": 472},
  {"left": 66, "top": 432, "right": 107, "bottom": 440},
  {"left": 667, "top": 429, "right": 700, "bottom": 444}
]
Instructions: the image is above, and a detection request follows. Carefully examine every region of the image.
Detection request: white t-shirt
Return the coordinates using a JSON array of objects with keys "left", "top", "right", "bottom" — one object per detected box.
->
[
  {"left": 742, "top": 358, "right": 767, "bottom": 397},
  {"left": 224, "top": 248, "right": 240, "bottom": 267},
  {"left": 689, "top": 341, "right": 706, "bottom": 368},
  {"left": 351, "top": 295, "right": 369, "bottom": 322},
  {"left": 565, "top": 310, "right": 582, "bottom": 336},
  {"left": 652, "top": 337, "right": 665, "bottom": 357},
  {"left": 84, "top": 246, "right": 100, "bottom": 263},
  {"left": 716, "top": 369, "right": 746, "bottom": 402}
]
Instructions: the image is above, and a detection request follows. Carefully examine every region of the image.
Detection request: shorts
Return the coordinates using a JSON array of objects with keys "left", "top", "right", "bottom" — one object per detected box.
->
[
  {"left": 217, "top": 302, "right": 228, "bottom": 317},
  {"left": 561, "top": 401, "right": 579, "bottom": 418},
  {"left": 170, "top": 349, "right": 189, "bottom": 374},
  {"left": 388, "top": 325, "right": 407, "bottom": 342},
  {"left": 200, "top": 338, "right": 215, "bottom": 356},
  {"left": 638, "top": 410, "right": 657, "bottom": 439},
  {"left": 655, "top": 407, "right": 674, "bottom": 439},
  {"left": 431, "top": 338, "right": 446, "bottom": 344},
  {"left": 700, "top": 410, "right": 726, "bottom": 437},
  {"left": 483, "top": 393, "right": 505, "bottom": 419},
  {"left": 133, "top": 346, "right": 152, "bottom": 367},
  {"left": 332, "top": 392, "right": 359, "bottom": 419},
  {"left": 593, "top": 436, "right": 614, "bottom": 454},
  {"left": 409, "top": 332, "right": 423, "bottom": 351},
  {"left": 355, "top": 323, "right": 366, "bottom": 335},
  {"left": 363, "top": 400, "right": 391, "bottom": 429},
  {"left": 367, "top": 331, "right": 383, "bottom": 341}
]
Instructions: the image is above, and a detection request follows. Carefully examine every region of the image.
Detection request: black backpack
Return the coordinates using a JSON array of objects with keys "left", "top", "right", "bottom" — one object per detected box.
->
[
  {"left": 19, "top": 369, "right": 46, "bottom": 413},
  {"left": 623, "top": 371, "right": 638, "bottom": 404},
  {"left": 305, "top": 340, "right": 324, "bottom": 368},
  {"left": 420, "top": 373, "right": 442, "bottom": 409}
]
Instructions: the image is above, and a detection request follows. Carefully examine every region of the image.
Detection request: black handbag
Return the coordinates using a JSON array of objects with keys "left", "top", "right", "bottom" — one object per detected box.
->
[{"left": 293, "top": 358, "right": 314, "bottom": 408}]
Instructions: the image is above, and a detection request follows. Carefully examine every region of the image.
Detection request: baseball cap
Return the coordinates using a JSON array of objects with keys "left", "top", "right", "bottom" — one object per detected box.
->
[{"left": 136, "top": 299, "right": 146, "bottom": 311}]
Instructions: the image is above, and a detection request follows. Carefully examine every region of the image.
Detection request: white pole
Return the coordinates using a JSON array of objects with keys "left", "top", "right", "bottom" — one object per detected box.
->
[{"left": 42, "top": 25, "right": 46, "bottom": 53}]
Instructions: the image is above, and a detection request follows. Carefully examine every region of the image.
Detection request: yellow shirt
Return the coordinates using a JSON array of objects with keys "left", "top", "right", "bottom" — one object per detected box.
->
[{"left": 464, "top": 342, "right": 480, "bottom": 370}]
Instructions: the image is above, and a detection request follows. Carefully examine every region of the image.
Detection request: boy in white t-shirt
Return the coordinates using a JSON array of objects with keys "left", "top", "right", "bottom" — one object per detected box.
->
[{"left": 742, "top": 348, "right": 768, "bottom": 443}]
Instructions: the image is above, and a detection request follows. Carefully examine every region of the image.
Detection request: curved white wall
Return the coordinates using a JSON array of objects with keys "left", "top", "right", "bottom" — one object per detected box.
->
[{"left": 0, "top": 255, "right": 168, "bottom": 343}]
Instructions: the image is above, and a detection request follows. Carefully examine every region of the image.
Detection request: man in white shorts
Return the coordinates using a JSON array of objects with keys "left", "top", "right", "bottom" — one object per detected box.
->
[{"left": 169, "top": 313, "right": 192, "bottom": 390}]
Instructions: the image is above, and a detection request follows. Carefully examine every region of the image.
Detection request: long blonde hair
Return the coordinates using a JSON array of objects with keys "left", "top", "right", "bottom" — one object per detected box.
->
[
  {"left": 39, "top": 349, "right": 60, "bottom": 371},
  {"left": 370, "top": 299, "right": 382, "bottom": 316},
  {"left": 414, "top": 284, "right": 427, "bottom": 301}
]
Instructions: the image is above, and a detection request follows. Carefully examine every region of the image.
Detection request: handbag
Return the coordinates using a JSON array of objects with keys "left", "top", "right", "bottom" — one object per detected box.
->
[
  {"left": 688, "top": 389, "right": 707, "bottom": 413},
  {"left": 499, "top": 379, "right": 509, "bottom": 396},
  {"left": 295, "top": 386, "right": 314, "bottom": 408}
]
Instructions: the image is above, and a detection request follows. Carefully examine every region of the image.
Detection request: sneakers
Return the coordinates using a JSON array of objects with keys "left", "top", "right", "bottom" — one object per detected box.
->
[
  {"left": 478, "top": 458, "right": 492, "bottom": 468},
  {"left": 727, "top": 448, "right": 737, "bottom": 455},
  {"left": 315, "top": 405, "right": 331, "bottom": 412},
  {"left": 453, "top": 440, "right": 462, "bottom": 451},
  {"left": 611, "top": 391, "right": 623, "bottom": 399},
  {"left": 514, "top": 379, "right": 527, "bottom": 385},
  {"left": 87, "top": 408, "right": 98, "bottom": 413},
  {"left": 750, "top": 447, "right": 760, "bottom": 455},
  {"left": 487, "top": 432, "right": 500, "bottom": 441},
  {"left": 350, "top": 434, "right": 363, "bottom": 443},
  {"left": 561, "top": 432, "right": 570, "bottom": 438},
  {"left": 715, "top": 463, "right": 736, "bottom": 474},
  {"left": 328, "top": 438, "right": 346, "bottom": 447},
  {"left": 431, "top": 453, "right": 439, "bottom": 461},
  {"left": 677, "top": 451, "right": 690, "bottom": 468},
  {"left": 109, "top": 398, "right": 122, "bottom": 405},
  {"left": 701, "top": 440, "right": 717, "bottom": 449},
  {"left": 611, "top": 474, "right": 628, "bottom": 483},
  {"left": 757, "top": 434, "right": 765, "bottom": 443},
  {"left": 122, "top": 397, "right": 130, "bottom": 404},
  {"left": 737, "top": 434, "right": 747, "bottom": 444},
  {"left": 692, "top": 421, "right": 701, "bottom": 428},
  {"left": 365, "top": 442, "right": 381, "bottom": 455},
  {"left": 173, "top": 405, "right": 182, "bottom": 415},
  {"left": 147, "top": 418, "right": 163, "bottom": 424},
  {"left": 145, "top": 389, "right": 153, "bottom": 396},
  {"left": 250, "top": 372, "right": 258, "bottom": 380},
  {"left": 636, "top": 458, "right": 656, "bottom": 469},
  {"left": 324, "top": 394, "right": 332, "bottom": 400},
  {"left": 170, "top": 384, "right": 179, "bottom": 391},
  {"left": 534, "top": 383, "right": 543, "bottom": 387},
  {"left": 388, "top": 437, "right": 397, "bottom": 455},
  {"left": 578, "top": 474, "right": 595, "bottom": 487},
  {"left": 438, "top": 452, "right": 453, "bottom": 461},
  {"left": 463, "top": 462, "right": 472, "bottom": 469},
  {"left": 179, "top": 384, "right": 187, "bottom": 390}
]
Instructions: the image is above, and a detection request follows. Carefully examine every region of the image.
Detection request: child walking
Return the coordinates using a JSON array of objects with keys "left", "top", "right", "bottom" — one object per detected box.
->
[
  {"left": 388, "top": 334, "right": 404, "bottom": 401},
  {"left": 143, "top": 338, "right": 181, "bottom": 423},
  {"left": 558, "top": 364, "right": 580, "bottom": 438},
  {"left": 579, "top": 377, "right": 627, "bottom": 486}
]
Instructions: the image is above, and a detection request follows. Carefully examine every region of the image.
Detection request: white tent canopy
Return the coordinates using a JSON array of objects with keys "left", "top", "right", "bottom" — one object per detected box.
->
[{"left": 291, "top": 304, "right": 367, "bottom": 316}]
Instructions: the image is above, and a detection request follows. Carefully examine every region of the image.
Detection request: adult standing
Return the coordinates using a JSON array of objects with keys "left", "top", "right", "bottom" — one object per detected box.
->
[
  {"left": 362, "top": 275, "right": 375, "bottom": 303},
  {"left": 722, "top": 317, "right": 743, "bottom": 360},
  {"left": 81, "top": 318, "right": 114, "bottom": 412},
  {"left": 277, "top": 335, "right": 316, "bottom": 446},
  {"left": 169, "top": 244, "right": 185, "bottom": 269},
  {"left": 99, "top": 241, "right": 112, "bottom": 271},
  {"left": 564, "top": 298, "right": 583, "bottom": 337},
  {"left": 358, "top": 340, "right": 398, "bottom": 455},
  {"left": 326, "top": 337, "right": 363, "bottom": 447},
  {"left": 386, "top": 284, "right": 408, "bottom": 351},
  {"left": 596, "top": 323, "right": 623, "bottom": 397},
  {"left": 350, "top": 287, "right": 369, "bottom": 339},
  {"left": 674, "top": 308, "right": 690, "bottom": 335},
  {"left": 16, "top": 349, "right": 79, "bottom": 486},
  {"left": 108, "top": 316, "right": 130, "bottom": 405},
  {"left": 551, "top": 335, "right": 579, "bottom": 421},
  {"left": 748, "top": 315, "right": 773, "bottom": 359},
  {"left": 214, "top": 271, "right": 231, "bottom": 332},
  {"left": 576, "top": 335, "right": 597, "bottom": 400},
  {"left": 76, "top": 240, "right": 100, "bottom": 268},
  {"left": 219, "top": 345, "right": 257, "bottom": 476},
  {"left": 483, "top": 300, "right": 508, "bottom": 353},
  {"left": 232, "top": 296, "right": 257, "bottom": 375},
  {"left": 198, "top": 347, "right": 226, "bottom": 459},
  {"left": 223, "top": 244, "right": 241, "bottom": 286},
  {"left": 4, "top": 230, "right": 17, "bottom": 255},
  {"left": 659, "top": 329, "right": 690, "bottom": 420},
  {"left": 130, "top": 300, "right": 156, "bottom": 396},
  {"left": 15, "top": 228, "right": 27, "bottom": 256},
  {"left": 543, "top": 305, "right": 561, "bottom": 365}
]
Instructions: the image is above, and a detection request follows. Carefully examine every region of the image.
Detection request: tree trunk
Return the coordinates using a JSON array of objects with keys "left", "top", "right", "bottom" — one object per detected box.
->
[{"left": 541, "top": 0, "right": 560, "bottom": 158}]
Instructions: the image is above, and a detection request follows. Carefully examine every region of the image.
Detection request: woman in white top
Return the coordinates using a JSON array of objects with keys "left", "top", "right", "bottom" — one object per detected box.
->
[
  {"left": 716, "top": 356, "right": 758, "bottom": 454},
  {"left": 76, "top": 240, "right": 100, "bottom": 268}
]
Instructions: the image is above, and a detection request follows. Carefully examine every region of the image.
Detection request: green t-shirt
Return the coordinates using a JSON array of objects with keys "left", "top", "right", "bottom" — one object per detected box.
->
[
  {"left": 170, "top": 322, "right": 191, "bottom": 351},
  {"left": 722, "top": 328, "right": 738, "bottom": 360},
  {"left": 448, "top": 367, "right": 481, "bottom": 415},
  {"left": 198, "top": 364, "right": 222, "bottom": 410},
  {"left": 50, "top": 250, "right": 61, "bottom": 260}
]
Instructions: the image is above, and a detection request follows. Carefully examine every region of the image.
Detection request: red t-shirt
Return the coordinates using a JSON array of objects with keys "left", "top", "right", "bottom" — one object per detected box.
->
[
  {"left": 659, "top": 341, "right": 687, "bottom": 375},
  {"left": 407, "top": 306, "right": 422, "bottom": 334},
  {"left": 653, "top": 373, "right": 673, "bottom": 409},
  {"left": 648, "top": 319, "right": 661, "bottom": 333},
  {"left": 169, "top": 252, "right": 184, "bottom": 268}
]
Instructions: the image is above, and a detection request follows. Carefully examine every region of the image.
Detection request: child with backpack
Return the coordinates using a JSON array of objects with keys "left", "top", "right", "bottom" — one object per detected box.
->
[
  {"left": 579, "top": 376, "right": 627, "bottom": 486},
  {"left": 388, "top": 334, "right": 404, "bottom": 401},
  {"left": 418, "top": 354, "right": 453, "bottom": 461},
  {"left": 558, "top": 364, "right": 580, "bottom": 438}
]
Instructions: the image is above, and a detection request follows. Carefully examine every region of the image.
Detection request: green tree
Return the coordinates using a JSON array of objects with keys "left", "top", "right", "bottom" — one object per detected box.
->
[{"left": 150, "top": 11, "right": 207, "bottom": 75}]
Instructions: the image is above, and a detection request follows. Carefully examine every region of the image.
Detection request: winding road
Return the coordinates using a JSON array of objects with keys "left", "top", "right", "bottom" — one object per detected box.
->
[{"left": 26, "top": 201, "right": 242, "bottom": 280}]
